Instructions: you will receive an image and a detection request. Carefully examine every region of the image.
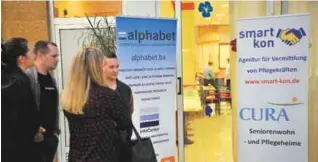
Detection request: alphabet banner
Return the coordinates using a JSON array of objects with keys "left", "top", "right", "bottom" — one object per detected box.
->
[
  {"left": 116, "top": 17, "right": 177, "bottom": 162},
  {"left": 236, "top": 14, "right": 309, "bottom": 162}
]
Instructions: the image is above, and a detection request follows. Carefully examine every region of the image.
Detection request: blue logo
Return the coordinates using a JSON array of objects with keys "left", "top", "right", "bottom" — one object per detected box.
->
[
  {"left": 239, "top": 27, "right": 306, "bottom": 48},
  {"left": 276, "top": 28, "right": 306, "bottom": 46},
  {"left": 239, "top": 107, "right": 289, "bottom": 121},
  {"left": 117, "top": 30, "right": 176, "bottom": 43},
  {"left": 198, "top": 1, "right": 213, "bottom": 18},
  {"left": 139, "top": 113, "right": 160, "bottom": 133},
  {"left": 140, "top": 113, "right": 160, "bottom": 128},
  {"left": 118, "top": 32, "right": 128, "bottom": 40}
]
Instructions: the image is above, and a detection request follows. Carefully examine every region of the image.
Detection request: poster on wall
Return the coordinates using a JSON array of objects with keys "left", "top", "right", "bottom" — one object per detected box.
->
[
  {"left": 236, "top": 14, "right": 309, "bottom": 162},
  {"left": 116, "top": 16, "right": 177, "bottom": 162}
]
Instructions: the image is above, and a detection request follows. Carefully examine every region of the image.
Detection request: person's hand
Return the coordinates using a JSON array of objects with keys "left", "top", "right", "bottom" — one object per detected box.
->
[
  {"left": 34, "top": 126, "right": 46, "bottom": 143},
  {"left": 230, "top": 38, "right": 236, "bottom": 52}
]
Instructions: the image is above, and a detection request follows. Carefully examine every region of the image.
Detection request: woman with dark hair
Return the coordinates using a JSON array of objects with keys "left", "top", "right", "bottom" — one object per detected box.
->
[{"left": 1, "top": 37, "right": 40, "bottom": 162}]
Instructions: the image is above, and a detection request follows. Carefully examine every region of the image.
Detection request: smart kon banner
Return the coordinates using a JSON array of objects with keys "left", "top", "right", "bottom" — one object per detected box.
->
[
  {"left": 236, "top": 14, "right": 310, "bottom": 162},
  {"left": 116, "top": 16, "right": 177, "bottom": 162}
]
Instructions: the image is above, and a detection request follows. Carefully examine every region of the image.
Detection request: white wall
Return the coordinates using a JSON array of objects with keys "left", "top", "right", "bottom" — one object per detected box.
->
[{"left": 122, "top": 0, "right": 160, "bottom": 17}]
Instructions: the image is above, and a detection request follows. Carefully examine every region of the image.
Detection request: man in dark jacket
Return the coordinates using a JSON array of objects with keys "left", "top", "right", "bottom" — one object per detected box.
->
[{"left": 26, "top": 40, "right": 60, "bottom": 162}]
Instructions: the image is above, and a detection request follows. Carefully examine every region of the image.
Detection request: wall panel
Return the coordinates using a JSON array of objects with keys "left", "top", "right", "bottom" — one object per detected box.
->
[{"left": 1, "top": 1, "right": 49, "bottom": 44}]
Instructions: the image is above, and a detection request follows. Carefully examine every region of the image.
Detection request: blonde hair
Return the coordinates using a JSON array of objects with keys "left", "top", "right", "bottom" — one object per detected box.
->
[{"left": 60, "top": 48, "right": 107, "bottom": 114}]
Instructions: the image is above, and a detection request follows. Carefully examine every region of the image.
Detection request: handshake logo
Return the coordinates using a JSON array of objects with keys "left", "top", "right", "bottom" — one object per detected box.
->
[{"left": 276, "top": 28, "right": 306, "bottom": 46}]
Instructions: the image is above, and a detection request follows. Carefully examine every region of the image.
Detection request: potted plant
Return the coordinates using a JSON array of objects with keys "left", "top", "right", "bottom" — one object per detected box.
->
[{"left": 82, "top": 15, "right": 116, "bottom": 57}]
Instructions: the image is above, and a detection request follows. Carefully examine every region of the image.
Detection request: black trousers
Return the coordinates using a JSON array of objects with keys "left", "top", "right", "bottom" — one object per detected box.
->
[{"left": 32, "top": 135, "right": 59, "bottom": 162}]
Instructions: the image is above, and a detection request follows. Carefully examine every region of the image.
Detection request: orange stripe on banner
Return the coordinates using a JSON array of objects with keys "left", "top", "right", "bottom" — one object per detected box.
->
[
  {"left": 171, "top": 1, "right": 195, "bottom": 10},
  {"left": 161, "top": 156, "right": 175, "bottom": 162}
]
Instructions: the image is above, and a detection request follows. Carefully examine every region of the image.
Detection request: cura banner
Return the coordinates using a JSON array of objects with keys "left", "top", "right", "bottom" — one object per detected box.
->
[{"left": 236, "top": 14, "right": 310, "bottom": 162}]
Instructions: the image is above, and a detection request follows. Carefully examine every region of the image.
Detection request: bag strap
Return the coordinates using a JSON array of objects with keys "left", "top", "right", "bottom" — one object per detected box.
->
[
  {"left": 115, "top": 90, "right": 142, "bottom": 141},
  {"left": 131, "top": 123, "right": 142, "bottom": 141}
]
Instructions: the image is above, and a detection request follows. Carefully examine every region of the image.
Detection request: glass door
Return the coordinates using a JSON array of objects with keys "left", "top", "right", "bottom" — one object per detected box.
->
[{"left": 178, "top": 1, "right": 233, "bottom": 162}]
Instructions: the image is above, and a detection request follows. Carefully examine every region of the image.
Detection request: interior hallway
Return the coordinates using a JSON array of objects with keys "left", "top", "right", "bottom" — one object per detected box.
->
[{"left": 185, "top": 108, "right": 233, "bottom": 162}]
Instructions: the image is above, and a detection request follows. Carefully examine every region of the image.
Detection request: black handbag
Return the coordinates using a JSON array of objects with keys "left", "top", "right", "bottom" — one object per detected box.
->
[
  {"left": 114, "top": 90, "right": 157, "bottom": 162},
  {"left": 130, "top": 124, "right": 158, "bottom": 162}
]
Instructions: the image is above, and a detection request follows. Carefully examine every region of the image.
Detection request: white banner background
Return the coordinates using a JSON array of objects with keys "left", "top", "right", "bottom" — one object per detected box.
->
[
  {"left": 116, "top": 17, "right": 177, "bottom": 162},
  {"left": 237, "top": 14, "right": 310, "bottom": 162}
]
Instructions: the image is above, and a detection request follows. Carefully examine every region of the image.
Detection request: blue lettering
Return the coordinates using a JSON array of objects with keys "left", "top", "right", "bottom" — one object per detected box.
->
[
  {"left": 260, "top": 41, "right": 267, "bottom": 47},
  {"left": 270, "top": 28, "right": 275, "bottom": 36},
  {"left": 127, "top": 30, "right": 176, "bottom": 43},
  {"left": 266, "top": 108, "right": 276, "bottom": 121},
  {"left": 239, "top": 108, "right": 250, "bottom": 120},
  {"left": 239, "top": 31, "right": 244, "bottom": 38},
  {"left": 239, "top": 28, "right": 275, "bottom": 39},
  {"left": 239, "top": 28, "right": 276, "bottom": 48},
  {"left": 268, "top": 40, "right": 274, "bottom": 47},
  {"left": 246, "top": 30, "right": 256, "bottom": 38},
  {"left": 254, "top": 39, "right": 260, "bottom": 48},
  {"left": 239, "top": 108, "right": 289, "bottom": 121},
  {"left": 257, "top": 30, "right": 263, "bottom": 37},
  {"left": 251, "top": 108, "right": 262, "bottom": 121},
  {"left": 278, "top": 108, "right": 289, "bottom": 121},
  {"left": 254, "top": 39, "right": 274, "bottom": 48}
]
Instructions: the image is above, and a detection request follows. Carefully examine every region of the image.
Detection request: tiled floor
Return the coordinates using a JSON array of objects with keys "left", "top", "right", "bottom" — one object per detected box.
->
[{"left": 184, "top": 106, "right": 233, "bottom": 162}]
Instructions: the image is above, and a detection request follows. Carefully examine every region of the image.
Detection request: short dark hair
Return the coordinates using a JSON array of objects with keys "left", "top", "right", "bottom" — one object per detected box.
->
[
  {"left": 34, "top": 40, "right": 57, "bottom": 55},
  {"left": 107, "top": 52, "right": 117, "bottom": 59}
]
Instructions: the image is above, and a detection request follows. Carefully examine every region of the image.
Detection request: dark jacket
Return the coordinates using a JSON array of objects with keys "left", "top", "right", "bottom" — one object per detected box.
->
[
  {"left": 64, "top": 82, "right": 132, "bottom": 162},
  {"left": 116, "top": 80, "right": 134, "bottom": 162},
  {"left": 117, "top": 79, "right": 133, "bottom": 113},
  {"left": 25, "top": 67, "right": 60, "bottom": 135},
  {"left": 1, "top": 67, "right": 40, "bottom": 162}
]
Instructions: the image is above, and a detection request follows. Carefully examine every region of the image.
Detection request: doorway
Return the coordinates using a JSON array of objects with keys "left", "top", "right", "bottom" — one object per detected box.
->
[
  {"left": 52, "top": 11, "right": 232, "bottom": 162},
  {"left": 179, "top": 1, "right": 233, "bottom": 162}
]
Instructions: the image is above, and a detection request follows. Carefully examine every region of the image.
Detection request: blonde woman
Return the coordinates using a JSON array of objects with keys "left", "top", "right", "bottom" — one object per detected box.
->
[{"left": 60, "top": 48, "right": 132, "bottom": 162}]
